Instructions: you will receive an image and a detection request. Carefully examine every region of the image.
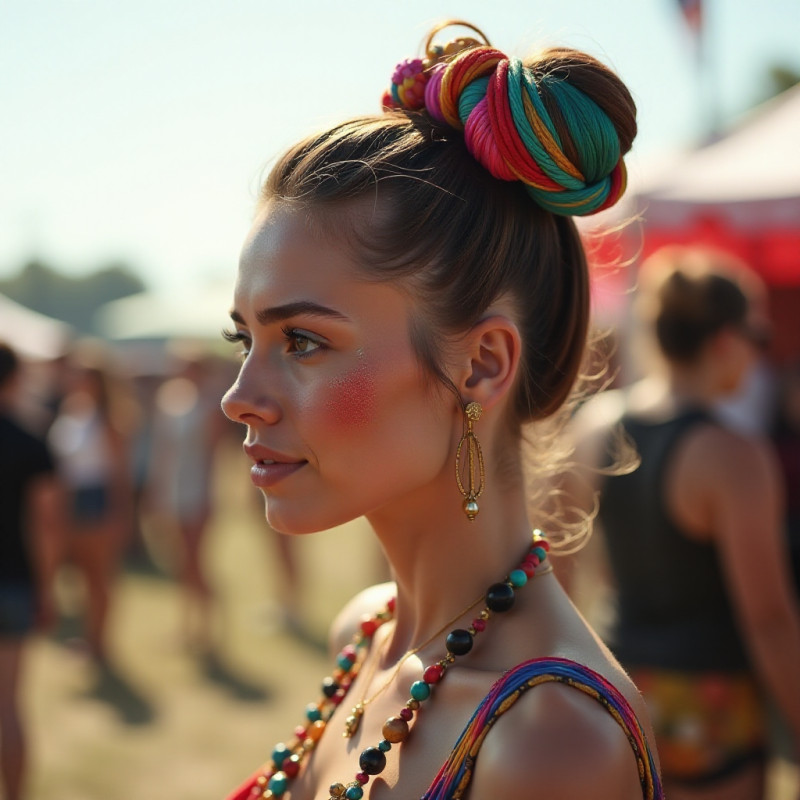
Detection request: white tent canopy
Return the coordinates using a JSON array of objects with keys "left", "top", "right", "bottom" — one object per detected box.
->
[
  {"left": 635, "top": 84, "right": 800, "bottom": 227},
  {"left": 0, "top": 293, "right": 72, "bottom": 360},
  {"left": 94, "top": 284, "right": 234, "bottom": 342}
]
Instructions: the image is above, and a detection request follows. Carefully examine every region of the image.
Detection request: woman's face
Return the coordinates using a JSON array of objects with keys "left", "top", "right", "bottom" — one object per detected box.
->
[{"left": 221, "top": 202, "right": 458, "bottom": 534}]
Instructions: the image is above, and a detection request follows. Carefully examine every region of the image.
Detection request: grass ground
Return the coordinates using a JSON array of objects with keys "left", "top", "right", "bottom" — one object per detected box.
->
[{"left": 15, "top": 439, "right": 800, "bottom": 799}]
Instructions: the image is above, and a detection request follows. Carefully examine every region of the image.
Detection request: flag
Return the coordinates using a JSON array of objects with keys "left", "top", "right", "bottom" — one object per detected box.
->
[{"left": 676, "top": 0, "right": 702, "bottom": 34}]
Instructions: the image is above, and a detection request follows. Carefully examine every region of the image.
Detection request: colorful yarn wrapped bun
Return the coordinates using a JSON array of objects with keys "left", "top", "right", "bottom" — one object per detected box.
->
[{"left": 382, "top": 22, "right": 635, "bottom": 217}]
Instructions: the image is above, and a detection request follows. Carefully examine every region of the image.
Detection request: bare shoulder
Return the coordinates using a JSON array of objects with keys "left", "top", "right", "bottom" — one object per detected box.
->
[
  {"left": 683, "top": 423, "right": 781, "bottom": 491},
  {"left": 327, "top": 582, "right": 396, "bottom": 657},
  {"left": 469, "top": 676, "right": 648, "bottom": 800}
]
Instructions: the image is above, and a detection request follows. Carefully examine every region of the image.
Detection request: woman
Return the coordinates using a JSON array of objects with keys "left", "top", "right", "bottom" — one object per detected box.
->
[
  {"left": 567, "top": 246, "right": 800, "bottom": 800},
  {"left": 222, "top": 21, "right": 662, "bottom": 800},
  {"left": 48, "top": 346, "right": 134, "bottom": 662}
]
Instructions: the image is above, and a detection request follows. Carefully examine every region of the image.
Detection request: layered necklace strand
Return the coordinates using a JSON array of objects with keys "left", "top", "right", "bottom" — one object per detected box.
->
[
  {"left": 342, "top": 592, "right": 486, "bottom": 739},
  {"left": 252, "top": 531, "right": 551, "bottom": 800}
]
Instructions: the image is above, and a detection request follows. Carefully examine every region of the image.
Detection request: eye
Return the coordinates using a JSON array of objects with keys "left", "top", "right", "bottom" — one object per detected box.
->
[
  {"left": 222, "top": 328, "right": 251, "bottom": 358},
  {"left": 281, "top": 326, "right": 324, "bottom": 357}
]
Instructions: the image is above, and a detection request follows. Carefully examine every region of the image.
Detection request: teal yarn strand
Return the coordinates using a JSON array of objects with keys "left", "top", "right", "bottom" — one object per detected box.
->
[
  {"left": 544, "top": 78, "right": 620, "bottom": 183},
  {"left": 457, "top": 76, "right": 490, "bottom": 125},
  {"left": 525, "top": 176, "right": 612, "bottom": 215}
]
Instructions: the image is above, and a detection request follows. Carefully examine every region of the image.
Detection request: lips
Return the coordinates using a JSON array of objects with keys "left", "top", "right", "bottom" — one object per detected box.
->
[{"left": 243, "top": 443, "right": 307, "bottom": 489}]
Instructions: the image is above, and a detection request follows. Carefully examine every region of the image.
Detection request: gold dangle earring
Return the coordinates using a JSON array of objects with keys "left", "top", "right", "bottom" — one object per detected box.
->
[{"left": 455, "top": 401, "right": 485, "bottom": 521}]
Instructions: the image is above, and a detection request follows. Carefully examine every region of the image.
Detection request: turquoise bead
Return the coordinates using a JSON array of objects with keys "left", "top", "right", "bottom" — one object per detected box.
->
[
  {"left": 337, "top": 654, "right": 354, "bottom": 671},
  {"left": 509, "top": 569, "right": 528, "bottom": 587},
  {"left": 378, "top": 739, "right": 391, "bottom": 752},
  {"left": 305, "top": 703, "right": 321, "bottom": 722},
  {"left": 268, "top": 771, "right": 289, "bottom": 795},
  {"left": 345, "top": 786, "right": 364, "bottom": 800},
  {"left": 410, "top": 680, "right": 431, "bottom": 701},
  {"left": 271, "top": 742, "right": 290, "bottom": 768},
  {"left": 532, "top": 546, "right": 547, "bottom": 562}
]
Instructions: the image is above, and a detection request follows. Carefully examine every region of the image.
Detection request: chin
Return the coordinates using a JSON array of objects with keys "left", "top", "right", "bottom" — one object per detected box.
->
[{"left": 263, "top": 497, "right": 362, "bottom": 536}]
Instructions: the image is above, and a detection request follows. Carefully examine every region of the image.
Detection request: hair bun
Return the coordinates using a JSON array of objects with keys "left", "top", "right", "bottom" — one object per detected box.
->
[{"left": 383, "top": 26, "right": 636, "bottom": 217}]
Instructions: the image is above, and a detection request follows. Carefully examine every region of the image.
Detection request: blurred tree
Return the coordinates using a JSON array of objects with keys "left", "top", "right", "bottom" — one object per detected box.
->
[
  {"left": 0, "top": 259, "right": 146, "bottom": 335},
  {"left": 767, "top": 64, "right": 800, "bottom": 97}
]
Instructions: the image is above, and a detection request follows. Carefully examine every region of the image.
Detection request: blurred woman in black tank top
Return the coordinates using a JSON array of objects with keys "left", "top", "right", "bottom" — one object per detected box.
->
[{"left": 564, "top": 247, "right": 800, "bottom": 800}]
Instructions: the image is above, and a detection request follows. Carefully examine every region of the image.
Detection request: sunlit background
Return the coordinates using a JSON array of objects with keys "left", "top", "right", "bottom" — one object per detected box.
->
[{"left": 2, "top": 0, "right": 798, "bottom": 294}]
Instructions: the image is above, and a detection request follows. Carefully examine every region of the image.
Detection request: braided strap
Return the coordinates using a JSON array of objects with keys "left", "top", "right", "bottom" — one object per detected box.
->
[{"left": 383, "top": 30, "right": 629, "bottom": 216}]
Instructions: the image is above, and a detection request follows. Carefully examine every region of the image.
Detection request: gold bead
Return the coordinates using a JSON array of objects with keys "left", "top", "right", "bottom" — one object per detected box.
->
[
  {"left": 480, "top": 609, "right": 490, "bottom": 620},
  {"left": 382, "top": 715, "right": 410, "bottom": 743},
  {"left": 329, "top": 783, "right": 346, "bottom": 797},
  {"left": 407, "top": 698, "right": 420, "bottom": 710}
]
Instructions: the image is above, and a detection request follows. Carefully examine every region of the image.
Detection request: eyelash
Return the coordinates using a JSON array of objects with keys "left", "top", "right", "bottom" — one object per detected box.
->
[
  {"left": 280, "top": 326, "right": 324, "bottom": 357},
  {"left": 220, "top": 327, "right": 324, "bottom": 359}
]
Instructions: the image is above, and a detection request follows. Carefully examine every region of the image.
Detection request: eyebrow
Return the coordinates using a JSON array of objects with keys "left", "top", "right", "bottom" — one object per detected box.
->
[{"left": 229, "top": 300, "right": 350, "bottom": 326}]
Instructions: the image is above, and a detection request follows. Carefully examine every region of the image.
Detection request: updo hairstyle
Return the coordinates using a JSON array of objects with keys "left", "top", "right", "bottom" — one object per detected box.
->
[
  {"left": 261, "top": 22, "right": 637, "bottom": 429},
  {"left": 637, "top": 246, "right": 763, "bottom": 364}
]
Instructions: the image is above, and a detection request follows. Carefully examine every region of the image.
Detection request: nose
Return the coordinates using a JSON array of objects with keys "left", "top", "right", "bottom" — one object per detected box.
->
[{"left": 221, "top": 362, "right": 282, "bottom": 426}]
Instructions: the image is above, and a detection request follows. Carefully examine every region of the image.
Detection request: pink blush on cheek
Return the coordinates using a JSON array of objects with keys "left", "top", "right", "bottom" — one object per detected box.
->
[{"left": 325, "top": 361, "right": 377, "bottom": 427}]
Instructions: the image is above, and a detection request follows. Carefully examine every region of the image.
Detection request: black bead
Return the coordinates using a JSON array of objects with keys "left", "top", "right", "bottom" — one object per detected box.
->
[
  {"left": 485, "top": 582, "right": 515, "bottom": 612},
  {"left": 359, "top": 746, "right": 387, "bottom": 775},
  {"left": 321, "top": 676, "right": 339, "bottom": 698},
  {"left": 446, "top": 628, "right": 474, "bottom": 656}
]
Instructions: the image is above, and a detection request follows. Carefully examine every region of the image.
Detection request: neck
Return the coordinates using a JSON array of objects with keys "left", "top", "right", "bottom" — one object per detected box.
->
[
  {"left": 664, "top": 363, "right": 721, "bottom": 408},
  {"left": 365, "top": 468, "right": 534, "bottom": 661}
]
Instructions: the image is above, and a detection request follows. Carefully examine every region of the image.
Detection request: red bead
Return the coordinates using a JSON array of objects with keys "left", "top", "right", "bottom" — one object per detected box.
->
[
  {"left": 331, "top": 691, "right": 345, "bottom": 706},
  {"left": 523, "top": 564, "right": 536, "bottom": 578},
  {"left": 360, "top": 617, "right": 378, "bottom": 637},
  {"left": 387, "top": 597, "right": 396, "bottom": 612},
  {"left": 356, "top": 773, "right": 369, "bottom": 785},
  {"left": 294, "top": 725, "right": 307, "bottom": 739},
  {"left": 471, "top": 618, "right": 486, "bottom": 632},
  {"left": 399, "top": 707, "right": 413, "bottom": 721},
  {"left": 342, "top": 644, "right": 357, "bottom": 661},
  {"left": 423, "top": 664, "right": 444, "bottom": 683},
  {"left": 282, "top": 757, "right": 300, "bottom": 778}
]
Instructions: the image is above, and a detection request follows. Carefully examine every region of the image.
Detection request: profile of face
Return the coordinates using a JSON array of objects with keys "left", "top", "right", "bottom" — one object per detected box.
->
[{"left": 221, "top": 202, "right": 460, "bottom": 534}]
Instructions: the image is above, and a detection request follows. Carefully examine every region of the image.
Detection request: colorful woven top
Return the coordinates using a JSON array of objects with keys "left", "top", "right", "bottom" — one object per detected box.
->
[{"left": 422, "top": 657, "right": 663, "bottom": 799}]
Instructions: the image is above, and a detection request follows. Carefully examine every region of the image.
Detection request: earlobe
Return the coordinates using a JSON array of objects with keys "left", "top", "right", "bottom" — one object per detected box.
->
[{"left": 459, "top": 316, "right": 521, "bottom": 411}]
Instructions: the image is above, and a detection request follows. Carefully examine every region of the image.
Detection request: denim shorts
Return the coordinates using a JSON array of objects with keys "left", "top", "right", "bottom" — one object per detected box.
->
[
  {"left": 0, "top": 584, "right": 36, "bottom": 637},
  {"left": 72, "top": 485, "right": 110, "bottom": 523}
]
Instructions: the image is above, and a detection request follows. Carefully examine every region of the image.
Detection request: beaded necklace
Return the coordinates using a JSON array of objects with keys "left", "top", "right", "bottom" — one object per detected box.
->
[{"left": 251, "top": 531, "right": 551, "bottom": 800}]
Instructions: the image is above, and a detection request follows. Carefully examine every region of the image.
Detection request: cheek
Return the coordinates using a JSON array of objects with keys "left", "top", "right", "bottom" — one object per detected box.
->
[{"left": 324, "top": 361, "right": 377, "bottom": 428}]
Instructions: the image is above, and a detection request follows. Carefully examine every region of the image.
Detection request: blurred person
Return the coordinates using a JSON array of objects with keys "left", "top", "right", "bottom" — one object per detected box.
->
[
  {"left": 0, "top": 342, "right": 64, "bottom": 800},
  {"left": 772, "top": 364, "right": 800, "bottom": 597},
  {"left": 221, "top": 21, "right": 664, "bottom": 800},
  {"left": 564, "top": 246, "right": 800, "bottom": 800},
  {"left": 147, "top": 350, "right": 228, "bottom": 653},
  {"left": 48, "top": 343, "right": 136, "bottom": 663}
]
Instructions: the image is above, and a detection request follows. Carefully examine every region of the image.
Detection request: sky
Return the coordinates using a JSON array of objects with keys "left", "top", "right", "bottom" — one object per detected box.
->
[{"left": 1, "top": 0, "right": 799, "bottom": 294}]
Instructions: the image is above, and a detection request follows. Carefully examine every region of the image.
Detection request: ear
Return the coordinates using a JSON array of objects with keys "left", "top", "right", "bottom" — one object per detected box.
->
[{"left": 455, "top": 315, "right": 522, "bottom": 412}]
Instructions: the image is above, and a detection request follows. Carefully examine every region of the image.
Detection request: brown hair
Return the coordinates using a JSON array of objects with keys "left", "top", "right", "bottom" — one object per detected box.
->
[
  {"left": 638, "top": 247, "right": 762, "bottom": 363},
  {"left": 261, "top": 45, "right": 636, "bottom": 428},
  {"left": 0, "top": 341, "right": 19, "bottom": 389}
]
